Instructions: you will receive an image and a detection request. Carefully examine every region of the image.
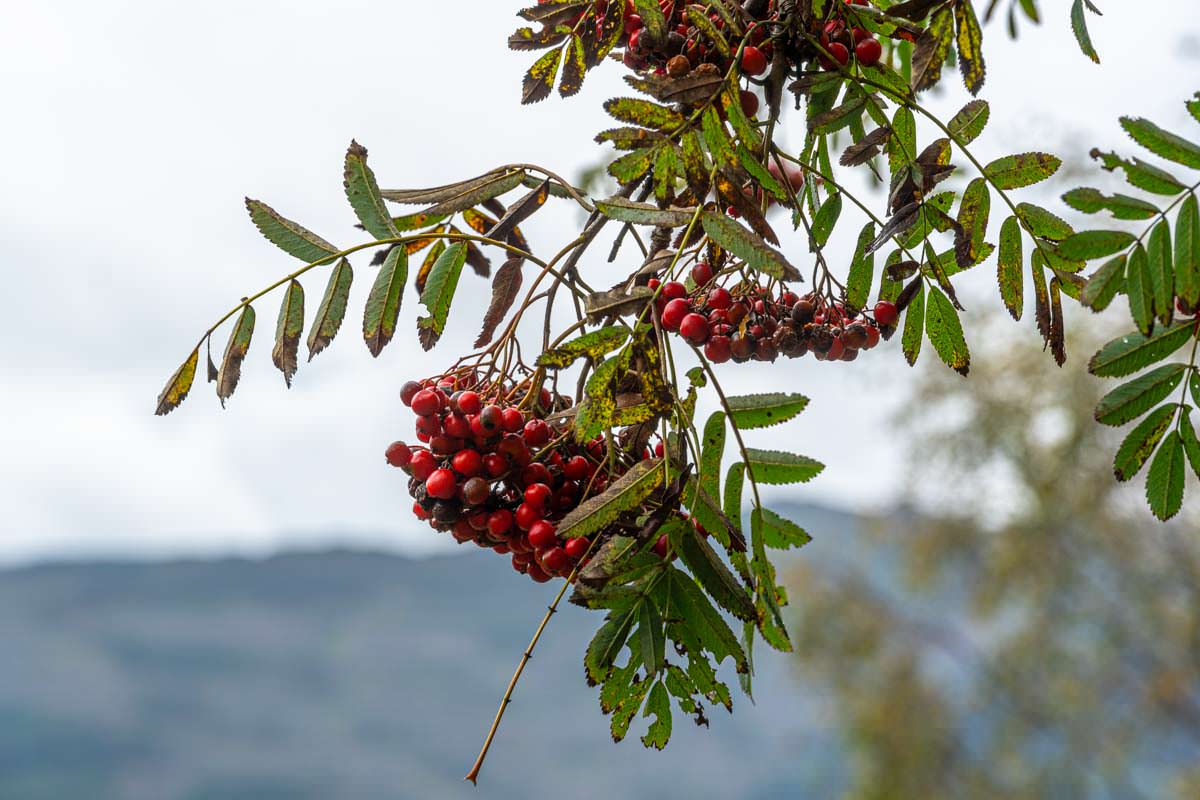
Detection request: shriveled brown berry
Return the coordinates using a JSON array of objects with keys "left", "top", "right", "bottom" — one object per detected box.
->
[
  {"left": 666, "top": 54, "right": 691, "bottom": 76},
  {"left": 791, "top": 299, "right": 815, "bottom": 326}
]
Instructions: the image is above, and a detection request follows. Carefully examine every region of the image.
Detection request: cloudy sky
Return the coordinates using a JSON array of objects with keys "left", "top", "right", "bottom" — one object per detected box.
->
[{"left": 2, "top": 1, "right": 1196, "bottom": 565}]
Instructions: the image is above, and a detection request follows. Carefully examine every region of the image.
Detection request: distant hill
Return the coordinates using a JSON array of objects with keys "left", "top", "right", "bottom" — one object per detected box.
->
[{"left": 0, "top": 504, "right": 858, "bottom": 800}]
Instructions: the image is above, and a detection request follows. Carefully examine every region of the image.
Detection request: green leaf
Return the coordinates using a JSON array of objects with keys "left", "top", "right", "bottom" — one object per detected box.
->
[
  {"left": 1058, "top": 230, "right": 1135, "bottom": 261},
  {"left": 757, "top": 508, "right": 812, "bottom": 550},
  {"left": 1089, "top": 322, "right": 1196, "bottom": 378},
  {"left": 666, "top": 569, "right": 748, "bottom": 671},
  {"left": 925, "top": 285, "right": 970, "bottom": 376},
  {"left": 1113, "top": 404, "right": 1178, "bottom": 482},
  {"left": 537, "top": 326, "right": 630, "bottom": 369},
  {"left": 744, "top": 449, "right": 825, "bottom": 485},
  {"left": 845, "top": 223, "right": 877, "bottom": 310},
  {"left": 521, "top": 46, "right": 562, "bottom": 105},
  {"left": 1070, "top": 0, "right": 1100, "bottom": 63},
  {"left": 608, "top": 147, "right": 657, "bottom": 184},
  {"left": 655, "top": 147, "right": 678, "bottom": 204},
  {"left": 558, "top": 459, "right": 665, "bottom": 540},
  {"left": 155, "top": 348, "right": 199, "bottom": 416},
  {"left": 343, "top": 141, "right": 399, "bottom": 241},
  {"left": 811, "top": 94, "right": 868, "bottom": 135},
  {"left": 698, "top": 411, "right": 726, "bottom": 505},
  {"left": 1017, "top": 203, "right": 1073, "bottom": 241},
  {"left": 1181, "top": 408, "right": 1200, "bottom": 479},
  {"left": 594, "top": 197, "right": 694, "bottom": 228},
  {"left": 575, "top": 350, "right": 628, "bottom": 440},
  {"left": 245, "top": 199, "right": 338, "bottom": 263},
  {"left": 983, "top": 152, "right": 1062, "bottom": 190},
  {"left": 811, "top": 193, "right": 843, "bottom": 249},
  {"left": 948, "top": 99, "right": 989, "bottom": 145},
  {"left": 271, "top": 280, "right": 305, "bottom": 388},
  {"left": 1121, "top": 117, "right": 1200, "bottom": 170},
  {"left": 902, "top": 281, "right": 926, "bottom": 365},
  {"left": 1095, "top": 363, "right": 1189, "bottom": 426},
  {"left": 1062, "top": 188, "right": 1160, "bottom": 221},
  {"left": 1126, "top": 245, "right": 1155, "bottom": 337},
  {"left": 700, "top": 211, "right": 800, "bottom": 281},
  {"left": 640, "top": 680, "right": 672, "bottom": 750},
  {"left": 638, "top": 601, "right": 666, "bottom": 676},
  {"left": 673, "top": 527, "right": 755, "bottom": 622},
  {"left": 610, "top": 674, "right": 652, "bottom": 743},
  {"left": 725, "top": 393, "right": 809, "bottom": 430},
  {"left": 416, "top": 242, "right": 468, "bottom": 350},
  {"left": 558, "top": 33, "right": 587, "bottom": 97},
  {"left": 1147, "top": 220, "right": 1175, "bottom": 326},
  {"left": 889, "top": 107, "right": 916, "bottom": 173},
  {"left": 1177, "top": 193, "right": 1200, "bottom": 306},
  {"left": 586, "top": 608, "right": 636, "bottom": 683},
  {"left": 1081, "top": 255, "right": 1127, "bottom": 312},
  {"left": 363, "top": 246, "right": 408, "bottom": 357},
  {"left": 307, "top": 258, "right": 353, "bottom": 361},
  {"left": 605, "top": 97, "right": 684, "bottom": 131},
  {"left": 1146, "top": 431, "right": 1186, "bottom": 521},
  {"left": 953, "top": 0, "right": 986, "bottom": 95},
  {"left": 631, "top": 0, "right": 668, "bottom": 49},
  {"left": 957, "top": 179, "right": 991, "bottom": 263},
  {"left": 1091, "top": 151, "right": 1185, "bottom": 195},
  {"left": 216, "top": 306, "right": 256, "bottom": 407},
  {"left": 996, "top": 216, "right": 1024, "bottom": 320},
  {"left": 420, "top": 171, "right": 528, "bottom": 217},
  {"left": 1194, "top": 371, "right": 1200, "bottom": 408},
  {"left": 723, "top": 462, "right": 745, "bottom": 529}
]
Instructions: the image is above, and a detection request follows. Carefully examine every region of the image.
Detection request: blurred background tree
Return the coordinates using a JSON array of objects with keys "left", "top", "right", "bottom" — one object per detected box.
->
[{"left": 788, "top": 308, "right": 1200, "bottom": 800}]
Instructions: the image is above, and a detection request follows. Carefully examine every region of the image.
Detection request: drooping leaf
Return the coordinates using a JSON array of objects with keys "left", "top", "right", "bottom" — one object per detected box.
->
[
  {"left": 1113, "top": 404, "right": 1178, "bottom": 482},
  {"left": 810, "top": 193, "right": 843, "bottom": 250},
  {"left": 421, "top": 171, "right": 528, "bottom": 217},
  {"left": 586, "top": 608, "right": 637, "bottom": 683},
  {"left": 307, "top": 259, "right": 353, "bottom": 361},
  {"left": 271, "top": 280, "right": 305, "bottom": 387},
  {"left": 1126, "top": 245, "right": 1155, "bottom": 336},
  {"left": 983, "top": 152, "right": 1062, "bottom": 190},
  {"left": 1081, "top": 254, "right": 1126, "bottom": 312},
  {"left": 1049, "top": 277, "right": 1067, "bottom": 366},
  {"left": 1070, "top": 0, "right": 1100, "bottom": 63},
  {"left": 997, "top": 215, "right": 1024, "bottom": 320},
  {"left": 673, "top": 526, "right": 755, "bottom": 622},
  {"left": 948, "top": 99, "right": 990, "bottom": 145},
  {"left": 362, "top": 246, "right": 408, "bottom": 357},
  {"left": 1181, "top": 408, "right": 1200, "bottom": 479},
  {"left": 889, "top": 107, "right": 916, "bottom": 174},
  {"left": 558, "top": 33, "right": 587, "bottom": 97},
  {"left": 1088, "top": 322, "right": 1196, "bottom": 378},
  {"left": 666, "top": 569, "right": 747, "bottom": 671},
  {"left": 698, "top": 412, "right": 725, "bottom": 510},
  {"left": 155, "top": 348, "right": 199, "bottom": 416},
  {"left": 638, "top": 601, "right": 666, "bottom": 677},
  {"left": 811, "top": 93, "right": 868, "bottom": 135},
  {"left": 487, "top": 179, "right": 550, "bottom": 243},
  {"left": 910, "top": 7, "right": 953, "bottom": 93},
  {"left": 605, "top": 97, "right": 685, "bottom": 131},
  {"left": 902, "top": 280, "right": 926, "bottom": 365},
  {"left": 744, "top": 449, "right": 825, "bottom": 485},
  {"left": 925, "top": 285, "right": 970, "bottom": 375},
  {"left": 1120, "top": 117, "right": 1200, "bottom": 170},
  {"left": 954, "top": 0, "right": 986, "bottom": 95},
  {"left": 839, "top": 126, "right": 892, "bottom": 167},
  {"left": 846, "top": 223, "right": 877, "bottom": 310},
  {"left": 1091, "top": 151, "right": 1186, "bottom": 195},
  {"left": 343, "top": 141, "right": 399, "bottom": 241},
  {"left": 957, "top": 179, "right": 991, "bottom": 265},
  {"left": 700, "top": 211, "right": 800, "bottom": 281},
  {"left": 245, "top": 199, "right": 338, "bottom": 263},
  {"left": 725, "top": 393, "right": 810, "bottom": 430},
  {"left": 216, "top": 306, "right": 256, "bottom": 407},
  {"left": 1177, "top": 193, "right": 1200, "bottom": 306},
  {"left": 537, "top": 326, "right": 631, "bottom": 369},
  {"left": 596, "top": 197, "right": 696, "bottom": 227},
  {"left": 416, "top": 241, "right": 468, "bottom": 350},
  {"left": 559, "top": 459, "right": 665, "bottom": 540},
  {"left": 1094, "top": 363, "right": 1189, "bottom": 426},
  {"left": 1146, "top": 431, "right": 1186, "bottom": 521},
  {"left": 1146, "top": 220, "right": 1175, "bottom": 326}
]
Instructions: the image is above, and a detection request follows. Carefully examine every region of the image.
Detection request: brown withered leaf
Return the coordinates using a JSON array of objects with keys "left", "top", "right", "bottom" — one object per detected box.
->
[
  {"left": 488, "top": 179, "right": 550, "bottom": 243},
  {"left": 585, "top": 285, "right": 655, "bottom": 324},
  {"left": 206, "top": 346, "right": 219, "bottom": 383},
  {"left": 924, "top": 242, "right": 964, "bottom": 310},
  {"left": 1049, "top": 277, "right": 1067, "bottom": 366},
  {"left": 624, "top": 70, "right": 724, "bottom": 106},
  {"left": 381, "top": 170, "right": 520, "bottom": 206},
  {"left": 1031, "top": 258, "right": 1052, "bottom": 343},
  {"left": 462, "top": 208, "right": 498, "bottom": 236},
  {"left": 886, "top": 260, "right": 920, "bottom": 281},
  {"left": 911, "top": 7, "right": 954, "bottom": 92},
  {"left": 217, "top": 306, "right": 256, "bottom": 408},
  {"left": 517, "top": 2, "right": 588, "bottom": 25},
  {"left": 475, "top": 258, "right": 524, "bottom": 348},
  {"left": 465, "top": 242, "right": 491, "bottom": 278},
  {"left": 840, "top": 126, "right": 893, "bottom": 167},
  {"left": 559, "top": 34, "right": 587, "bottom": 97},
  {"left": 523, "top": 47, "right": 562, "bottom": 105},
  {"left": 896, "top": 275, "right": 924, "bottom": 312},
  {"left": 885, "top": 0, "right": 945, "bottom": 20},
  {"left": 868, "top": 201, "right": 920, "bottom": 254}
]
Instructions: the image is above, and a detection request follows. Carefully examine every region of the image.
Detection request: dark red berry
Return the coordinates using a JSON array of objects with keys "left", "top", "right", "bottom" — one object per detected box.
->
[
  {"left": 524, "top": 419, "right": 551, "bottom": 447},
  {"left": 525, "top": 482, "right": 553, "bottom": 510},
  {"left": 564, "top": 455, "right": 590, "bottom": 481},
  {"left": 874, "top": 300, "right": 899, "bottom": 327},
  {"left": 564, "top": 536, "right": 589, "bottom": 561},
  {"left": 661, "top": 298, "right": 691, "bottom": 331},
  {"left": 501, "top": 407, "right": 525, "bottom": 433},
  {"left": 527, "top": 564, "right": 551, "bottom": 583},
  {"left": 455, "top": 390, "right": 482, "bottom": 416},
  {"left": 691, "top": 261, "right": 714, "bottom": 286},
  {"left": 483, "top": 453, "right": 508, "bottom": 478},
  {"left": 653, "top": 534, "right": 670, "bottom": 559},
  {"left": 855, "top": 37, "right": 882, "bottom": 66},
  {"left": 528, "top": 519, "right": 557, "bottom": 548},
  {"left": 409, "top": 450, "right": 437, "bottom": 481},
  {"left": 521, "top": 462, "right": 552, "bottom": 487},
  {"left": 708, "top": 287, "right": 732, "bottom": 310},
  {"left": 679, "top": 313, "right": 711, "bottom": 344},
  {"left": 740, "top": 89, "right": 759, "bottom": 117},
  {"left": 400, "top": 381, "right": 423, "bottom": 407},
  {"left": 385, "top": 441, "right": 412, "bottom": 468},
  {"left": 540, "top": 547, "right": 569, "bottom": 573},
  {"left": 410, "top": 388, "right": 440, "bottom": 417},
  {"left": 442, "top": 414, "right": 471, "bottom": 439},
  {"left": 452, "top": 449, "right": 483, "bottom": 477},
  {"left": 425, "top": 468, "right": 457, "bottom": 501},
  {"left": 661, "top": 281, "right": 688, "bottom": 301},
  {"left": 515, "top": 503, "right": 543, "bottom": 531},
  {"left": 705, "top": 335, "right": 732, "bottom": 363},
  {"left": 462, "top": 477, "right": 491, "bottom": 506},
  {"left": 488, "top": 510, "right": 514, "bottom": 538},
  {"left": 741, "top": 46, "right": 768, "bottom": 76},
  {"left": 479, "top": 404, "right": 503, "bottom": 432}
]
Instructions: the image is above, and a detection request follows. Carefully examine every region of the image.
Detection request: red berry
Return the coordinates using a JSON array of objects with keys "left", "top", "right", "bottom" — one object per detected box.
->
[
  {"left": 540, "top": 546, "right": 569, "bottom": 573},
  {"left": 488, "top": 510, "right": 514, "bottom": 538},
  {"left": 452, "top": 449, "right": 483, "bottom": 477},
  {"left": 409, "top": 450, "right": 437, "bottom": 481},
  {"left": 625, "top": 13, "right": 643, "bottom": 34},
  {"left": 661, "top": 281, "right": 687, "bottom": 301},
  {"left": 653, "top": 534, "right": 670, "bottom": 559},
  {"left": 414, "top": 414, "right": 442, "bottom": 437},
  {"left": 629, "top": 28, "right": 643, "bottom": 50},
  {"left": 499, "top": 436, "right": 533, "bottom": 468},
  {"left": 564, "top": 455, "right": 590, "bottom": 481},
  {"left": 410, "top": 388, "right": 440, "bottom": 417},
  {"left": 708, "top": 287, "right": 732, "bottom": 310},
  {"left": 661, "top": 298, "right": 691, "bottom": 331},
  {"left": 524, "top": 419, "right": 551, "bottom": 447},
  {"left": 740, "top": 89, "right": 759, "bottom": 118},
  {"left": 874, "top": 300, "right": 899, "bottom": 327},
  {"left": 826, "top": 337, "right": 845, "bottom": 361},
  {"left": 479, "top": 404, "right": 503, "bottom": 432},
  {"left": 385, "top": 441, "right": 412, "bottom": 468},
  {"left": 515, "top": 503, "right": 543, "bottom": 531},
  {"left": 528, "top": 520, "right": 558, "bottom": 549},
  {"left": 412, "top": 501, "right": 430, "bottom": 521},
  {"left": 741, "top": 46, "right": 768, "bottom": 76},
  {"left": 855, "top": 37, "right": 882, "bottom": 66},
  {"left": 527, "top": 564, "right": 551, "bottom": 583},
  {"left": 425, "top": 468, "right": 458, "bottom": 500},
  {"left": 655, "top": 441, "right": 665, "bottom": 457},
  {"left": 679, "top": 313, "right": 710, "bottom": 344},
  {"left": 865, "top": 324, "right": 881, "bottom": 349},
  {"left": 400, "top": 381, "right": 422, "bottom": 407},
  {"left": 705, "top": 335, "right": 732, "bottom": 363},
  {"left": 564, "top": 536, "right": 590, "bottom": 561},
  {"left": 455, "top": 390, "right": 482, "bottom": 416},
  {"left": 521, "top": 462, "right": 552, "bottom": 487},
  {"left": 483, "top": 453, "right": 508, "bottom": 479},
  {"left": 501, "top": 407, "right": 525, "bottom": 433},
  {"left": 824, "top": 42, "right": 850, "bottom": 68},
  {"left": 691, "top": 262, "right": 714, "bottom": 286},
  {"left": 525, "top": 482, "right": 553, "bottom": 510},
  {"left": 442, "top": 414, "right": 471, "bottom": 439}
]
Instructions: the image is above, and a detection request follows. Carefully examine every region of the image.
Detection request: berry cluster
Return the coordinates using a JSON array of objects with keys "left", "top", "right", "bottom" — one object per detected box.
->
[
  {"left": 652, "top": 264, "right": 897, "bottom": 364},
  {"left": 813, "top": 1, "right": 883, "bottom": 70},
  {"left": 384, "top": 373, "right": 652, "bottom": 583}
]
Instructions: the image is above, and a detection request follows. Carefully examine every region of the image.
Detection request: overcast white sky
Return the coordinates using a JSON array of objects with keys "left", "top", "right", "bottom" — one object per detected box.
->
[{"left": 1, "top": 1, "right": 1196, "bottom": 565}]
